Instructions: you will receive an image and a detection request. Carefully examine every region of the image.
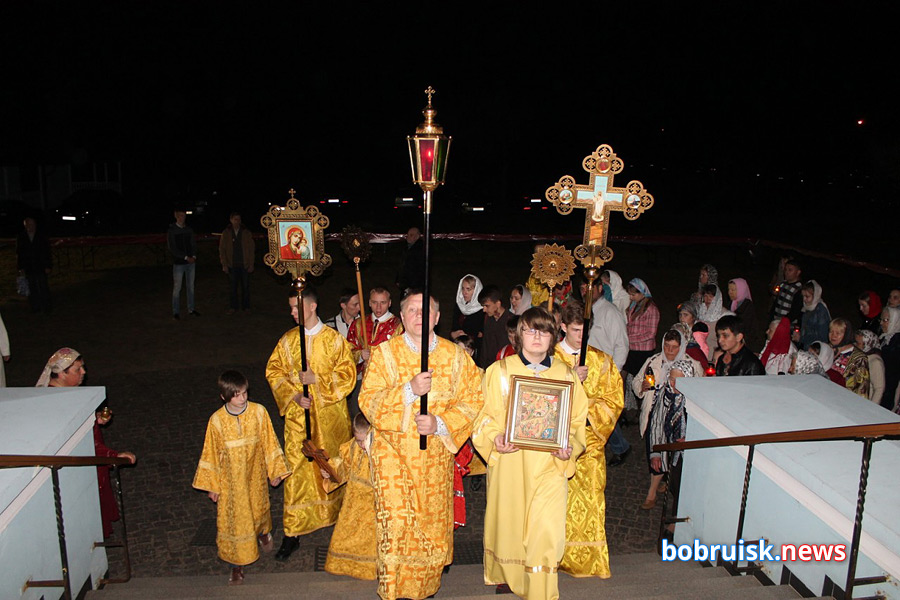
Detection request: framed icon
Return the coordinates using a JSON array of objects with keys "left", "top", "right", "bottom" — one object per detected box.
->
[
  {"left": 260, "top": 191, "right": 331, "bottom": 278},
  {"left": 504, "top": 375, "right": 574, "bottom": 452}
]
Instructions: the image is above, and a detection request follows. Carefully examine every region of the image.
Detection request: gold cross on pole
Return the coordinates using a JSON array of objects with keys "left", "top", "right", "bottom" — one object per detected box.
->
[{"left": 545, "top": 144, "right": 654, "bottom": 267}]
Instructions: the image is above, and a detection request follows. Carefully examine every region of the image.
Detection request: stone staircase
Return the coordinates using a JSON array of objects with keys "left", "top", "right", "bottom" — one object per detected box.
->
[{"left": 86, "top": 552, "right": 833, "bottom": 599}]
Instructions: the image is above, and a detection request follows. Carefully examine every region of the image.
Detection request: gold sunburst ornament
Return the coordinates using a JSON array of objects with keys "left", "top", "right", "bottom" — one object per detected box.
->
[{"left": 530, "top": 244, "right": 576, "bottom": 311}]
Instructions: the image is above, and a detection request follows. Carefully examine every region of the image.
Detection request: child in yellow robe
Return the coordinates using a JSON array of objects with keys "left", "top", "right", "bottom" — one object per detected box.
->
[
  {"left": 193, "top": 370, "right": 291, "bottom": 585},
  {"left": 321, "top": 413, "right": 377, "bottom": 580}
]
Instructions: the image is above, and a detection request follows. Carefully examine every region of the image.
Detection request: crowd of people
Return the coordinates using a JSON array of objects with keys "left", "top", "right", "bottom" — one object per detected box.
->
[{"left": 14, "top": 216, "right": 900, "bottom": 600}]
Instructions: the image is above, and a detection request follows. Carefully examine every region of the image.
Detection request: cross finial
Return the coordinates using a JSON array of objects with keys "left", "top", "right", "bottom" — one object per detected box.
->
[
  {"left": 288, "top": 188, "right": 296, "bottom": 199},
  {"left": 424, "top": 86, "right": 435, "bottom": 106}
]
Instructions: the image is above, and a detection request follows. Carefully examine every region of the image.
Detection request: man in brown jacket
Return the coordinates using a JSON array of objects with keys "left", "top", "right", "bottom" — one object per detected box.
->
[{"left": 218, "top": 212, "right": 255, "bottom": 313}]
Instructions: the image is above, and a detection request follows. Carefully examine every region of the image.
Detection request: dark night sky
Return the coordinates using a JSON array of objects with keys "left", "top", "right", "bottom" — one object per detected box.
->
[{"left": 1, "top": 3, "right": 898, "bottom": 256}]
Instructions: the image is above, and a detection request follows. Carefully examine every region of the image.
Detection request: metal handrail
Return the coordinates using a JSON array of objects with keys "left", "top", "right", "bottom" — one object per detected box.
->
[
  {"left": 653, "top": 421, "right": 900, "bottom": 600},
  {"left": 0, "top": 454, "right": 135, "bottom": 599}
]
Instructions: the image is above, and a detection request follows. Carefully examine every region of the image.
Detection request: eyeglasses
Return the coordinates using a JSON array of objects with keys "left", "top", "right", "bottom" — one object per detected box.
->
[{"left": 521, "top": 328, "right": 552, "bottom": 338}]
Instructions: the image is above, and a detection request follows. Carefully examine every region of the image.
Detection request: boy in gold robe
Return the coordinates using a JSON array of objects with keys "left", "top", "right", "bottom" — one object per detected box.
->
[
  {"left": 473, "top": 306, "right": 588, "bottom": 600},
  {"left": 193, "top": 370, "right": 291, "bottom": 585},
  {"left": 266, "top": 286, "right": 357, "bottom": 560},
  {"left": 359, "top": 291, "right": 484, "bottom": 600},
  {"left": 321, "top": 412, "right": 377, "bottom": 580},
  {"left": 554, "top": 303, "right": 624, "bottom": 578}
]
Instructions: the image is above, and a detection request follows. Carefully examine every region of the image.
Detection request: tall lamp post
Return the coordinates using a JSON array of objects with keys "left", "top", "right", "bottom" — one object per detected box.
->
[{"left": 407, "top": 86, "right": 451, "bottom": 450}]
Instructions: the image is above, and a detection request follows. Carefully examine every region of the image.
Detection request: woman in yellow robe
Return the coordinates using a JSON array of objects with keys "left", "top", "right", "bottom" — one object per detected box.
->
[
  {"left": 322, "top": 416, "right": 377, "bottom": 580},
  {"left": 266, "top": 291, "right": 357, "bottom": 542},
  {"left": 473, "top": 306, "right": 588, "bottom": 600},
  {"left": 193, "top": 392, "right": 291, "bottom": 567},
  {"left": 554, "top": 303, "right": 624, "bottom": 578},
  {"left": 359, "top": 293, "right": 484, "bottom": 600}
]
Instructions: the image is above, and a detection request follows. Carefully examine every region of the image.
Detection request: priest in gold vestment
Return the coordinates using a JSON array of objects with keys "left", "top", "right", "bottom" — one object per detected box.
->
[
  {"left": 266, "top": 287, "right": 357, "bottom": 560},
  {"left": 359, "top": 292, "right": 484, "bottom": 600},
  {"left": 473, "top": 306, "right": 588, "bottom": 600},
  {"left": 554, "top": 303, "right": 623, "bottom": 578}
]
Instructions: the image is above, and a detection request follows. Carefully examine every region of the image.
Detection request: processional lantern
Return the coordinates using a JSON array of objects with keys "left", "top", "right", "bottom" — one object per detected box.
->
[
  {"left": 261, "top": 189, "right": 333, "bottom": 464},
  {"left": 544, "top": 144, "right": 656, "bottom": 359},
  {"left": 406, "top": 86, "right": 451, "bottom": 451}
]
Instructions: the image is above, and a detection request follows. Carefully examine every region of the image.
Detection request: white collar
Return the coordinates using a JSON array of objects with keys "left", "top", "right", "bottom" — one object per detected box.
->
[
  {"left": 305, "top": 318, "right": 324, "bottom": 336},
  {"left": 559, "top": 339, "right": 579, "bottom": 355},
  {"left": 372, "top": 311, "right": 394, "bottom": 323},
  {"left": 403, "top": 332, "right": 438, "bottom": 353}
]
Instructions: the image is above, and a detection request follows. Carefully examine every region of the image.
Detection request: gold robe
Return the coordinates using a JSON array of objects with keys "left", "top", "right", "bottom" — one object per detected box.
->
[
  {"left": 323, "top": 437, "right": 377, "bottom": 580},
  {"left": 553, "top": 345, "right": 623, "bottom": 578},
  {"left": 193, "top": 402, "right": 291, "bottom": 566},
  {"left": 359, "top": 334, "right": 484, "bottom": 600},
  {"left": 473, "top": 355, "right": 588, "bottom": 600},
  {"left": 266, "top": 322, "right": 357, "bottom": 536}
]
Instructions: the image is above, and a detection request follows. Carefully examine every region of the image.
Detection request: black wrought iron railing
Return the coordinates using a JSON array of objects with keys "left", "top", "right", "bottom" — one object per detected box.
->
[
  {"left": 654, "top": 422, "right": 900, "bottom": 600},
  {"left": 0, "top": 454, "right": 134, "bottom": 600}
]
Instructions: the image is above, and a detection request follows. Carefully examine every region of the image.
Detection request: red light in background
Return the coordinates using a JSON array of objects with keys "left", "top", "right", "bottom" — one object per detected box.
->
[
  {"left": 342, "top": 200, "right": 348, "bottom": 204},
  {"left": 857, "top": 119, "right": 864, "bottom": 126},
  {"left": 523, "top": 207, "right": 531, "bottom": 210}
]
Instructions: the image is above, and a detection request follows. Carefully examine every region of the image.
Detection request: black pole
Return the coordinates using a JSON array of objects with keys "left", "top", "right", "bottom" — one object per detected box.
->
[
  {"left": 844, "top": 437, "right": 875, "bottom": 599},
  {"left": 579, "top": 266, "right": 600, "bottom": 366},
  {"left": 420, "top": 190, "right": 431, "bottom": 450},
  {"left": 295, "top": 278, "right": 313, "bottom": 461},
  {"left": 52, "top": 467, "right": 73, "bottom": 600}
]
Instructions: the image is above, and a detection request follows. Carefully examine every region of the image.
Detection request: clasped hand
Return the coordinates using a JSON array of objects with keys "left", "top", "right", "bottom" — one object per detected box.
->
[
  {"left": 293, "top": 394, "right": 312, "bottom": 409},
  {"left": 409, "top": 369, "right": 434, "bottom": 396}
]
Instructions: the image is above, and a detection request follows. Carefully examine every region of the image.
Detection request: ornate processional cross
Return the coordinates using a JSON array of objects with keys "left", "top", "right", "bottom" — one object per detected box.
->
[{"left": 544, "top": 144, "right": 654, "bottom": 268}]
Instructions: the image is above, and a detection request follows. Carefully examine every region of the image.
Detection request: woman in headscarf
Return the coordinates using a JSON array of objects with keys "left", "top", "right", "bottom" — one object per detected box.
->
[
  {"left": 798, "top": 280, "right": 831, "bottom": 350},
  {"left": 672, "top": 321, "right": 708, "bottom": 371},
  {"left": 829, "top": 318, "right": 870, "bottom": 399},
  {"left": 809, "top": 341, "right": 845, "bottom": 387},
  {"left": 696, "top": 284, "right": 734, "bottom": 359},
  {"left": 760, "top": 318, "right": 797, "bottom": 375},
  {"left": 37, "top": 348, "right": 136, "bottom": 538},
  {"left": 644, "top": 358, "right": 696, "bottom": 511},
  {"left": 855, "top": 330, "right": 885, "bottom": 405},
  {"left": 858, "top": 291, "right": 883, "bottom": 333},
  {"left": 678, "top": 302, "right": 710, "bottom": 361},
  {"left": 690, "top": 264, "right": 718, "bottom": 304},
  {"left": 509, "top": 284, "right": 533, "bottom": 316},
  {"left": 728, "top": 278, "right": 762, "bottom": 352},
  {"left": 451, "top": 274, "right": 484, "bottom": 344},
  {"left": 878, "top": 306, "right": 900, "bottom": 410},
  {"left": 602, "top": 270, "right": 630, "bottom": 321},
  {"left": 623, "top": 278, "right": 660, "bottom": 378},
  {"left": 790, "top": 350, "right": 828, "bottom": 377}
]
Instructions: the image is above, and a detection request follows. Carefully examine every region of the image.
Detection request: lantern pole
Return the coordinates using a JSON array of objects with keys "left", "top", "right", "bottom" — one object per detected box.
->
[{"left": 407, "top": 86, "right": 451, "bottom": 451}]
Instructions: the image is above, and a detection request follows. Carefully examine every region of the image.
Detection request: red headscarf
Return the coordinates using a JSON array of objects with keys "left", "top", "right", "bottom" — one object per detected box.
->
[
  {"left": 760, "top": 317, "right": 791, "bottom": 367},
  {"left": 861, "top": 291, "right": 882, "bottom": 319}
]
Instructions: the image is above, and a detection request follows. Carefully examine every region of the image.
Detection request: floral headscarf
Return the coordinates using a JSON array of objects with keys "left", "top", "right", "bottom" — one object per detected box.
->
[
  {"left": 880, "top": 306, "right": 900, "bottom": 347},
  {"left": 857, "top": 330, "right": 879, "bottom": 354},
  {"left": 699, "top": 264, "right": 718, "bottom": 291},
  {"left": 697, "top": 285, "right": 732, "bottom": 323},
  {"left": 36, "top": 347, "right": 81, "bottom": 387},
  {"left": 793, "top": 350, "right": 827, "bottom": 377}
]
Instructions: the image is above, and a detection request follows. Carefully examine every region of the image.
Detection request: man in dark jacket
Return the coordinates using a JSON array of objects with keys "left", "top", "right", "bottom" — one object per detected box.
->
[
  {"left": 16, "top": 217, "right": 53, "bottom": 313},
  {"left": 396, "top": 226, "right": 425, "bottom": 293},
  {"left": 218, "top": 212, "right": 254, "bottom": 313},
  {"left": 167, "top": 208, "right": 199, "bottom": 319},
  {"left": 715, "top": 315, "right": 764, "bottom": 376}
]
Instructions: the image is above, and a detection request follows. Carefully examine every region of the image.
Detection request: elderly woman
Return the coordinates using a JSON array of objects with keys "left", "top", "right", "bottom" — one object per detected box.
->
[
  {"left": 690, "top": 264, "right": 718, "bottom": 304},
  {"left": 855, "top": 330, "right": 885, "bottom": 405},
  {"left": 790, "top": 350, "right": 828, "bottom": 377},
  {"left": 602, "top": 270, "right": 630, "bottom": 320},
  {"left": 37, "top": 348, "right": 136, "bottom": 538},
  {"left": 633, "top": 329, "right": 704, "bottom": 509},
  {"left": 829, "top": 318, "right": 870, "bottom": 399},
  {"left": 646, "top": 358, "right": 696, "bottom": 514},
  {"left": 879, "top": 306, "right": 900, "bottom": 410},
  {"left": 760, "top": 318, "right": 798, "bottom": 376}
]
